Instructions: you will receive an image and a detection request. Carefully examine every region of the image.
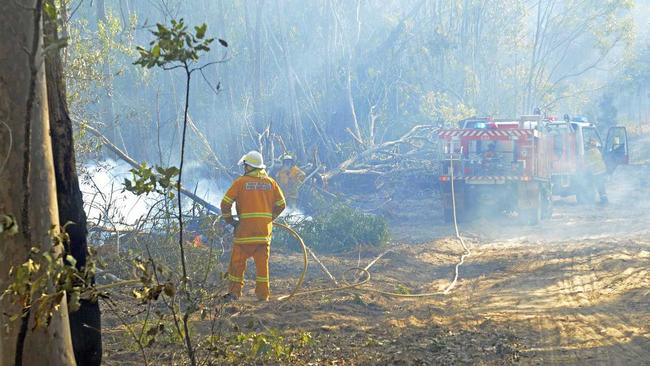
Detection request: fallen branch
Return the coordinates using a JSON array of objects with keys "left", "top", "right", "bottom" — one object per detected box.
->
[
  {"left": 82, "top": 122, "right": 221, "bottom": 214},
  {"left": 321, "top": 125, "right": 438, "bottom": 181}
]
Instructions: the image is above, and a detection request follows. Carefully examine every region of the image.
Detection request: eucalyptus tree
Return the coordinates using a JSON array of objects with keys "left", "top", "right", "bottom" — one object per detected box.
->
[{"left": 0, "top": 1, "right": 77, "bottom": 365}]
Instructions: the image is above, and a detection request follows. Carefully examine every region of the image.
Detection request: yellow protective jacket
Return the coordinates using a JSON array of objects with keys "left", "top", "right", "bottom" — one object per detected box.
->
[
  {"left": 277, "top": 166, "right": 306, "bottom": 198},
  {"left": 221, "top": 169, "right": 286, "bottom": 245},
  {"left": 584, "top": 147, "right": 607, "bottom": 175}
]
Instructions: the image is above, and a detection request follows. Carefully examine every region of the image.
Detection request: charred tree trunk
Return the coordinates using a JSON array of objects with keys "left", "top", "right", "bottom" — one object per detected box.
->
[
  {"left": 44, "top": 2, "right": 102, "bottom": 365},
  {"left": 0, "top": 1, "right": 77, "bottom": 365}
]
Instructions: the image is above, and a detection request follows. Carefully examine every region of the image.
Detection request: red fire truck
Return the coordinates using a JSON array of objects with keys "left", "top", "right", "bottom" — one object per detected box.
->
[{"left": 436, "top": 116, "right": 629, "bottom": 224}]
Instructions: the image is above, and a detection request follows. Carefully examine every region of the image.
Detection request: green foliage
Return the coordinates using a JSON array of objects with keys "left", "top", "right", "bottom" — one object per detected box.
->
[
  {"left": 209, "top": 329, "right": 313, "bottom": 363},
  {"left": 1, "top": 224, "right": 97, "bottom": 330},
  {"left": 66, "top": 11, "right": 138, "bottom": 106},
  {"left": 134, "top": 19, "right": 225, "bottom": 69},
  {"left": 395, "top": 283, "right": 411, "bottom": 295},
  {"left": 277, "top": 203, "right": 389, "bottom": 253},
  {"left": 65, "top": 8, "right": 141, "bottom": 161},
  {"left": 43, "top": 1, "right": 57, "bottom": 21},
  {"left": 127, "top": 256, "right": 176, "bottom": 303},
  {"left": 123, "top": 162, "right": 179, "bottom": 197}
]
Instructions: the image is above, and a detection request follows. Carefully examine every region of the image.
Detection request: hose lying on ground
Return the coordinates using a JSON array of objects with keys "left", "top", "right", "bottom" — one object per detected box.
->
[{"left": 274, "top": 158, "right": 471, "bottom": 301}]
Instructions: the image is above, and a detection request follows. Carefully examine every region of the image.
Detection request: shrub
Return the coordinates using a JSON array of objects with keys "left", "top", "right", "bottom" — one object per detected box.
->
[{"left": 275, "top": 203, "right": 389, "bottom": 253}]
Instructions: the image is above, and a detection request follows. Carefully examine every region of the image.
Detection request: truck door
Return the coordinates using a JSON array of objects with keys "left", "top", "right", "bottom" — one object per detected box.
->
[{"left": 604, "top": 126, "right": 629, "bottom": 172}]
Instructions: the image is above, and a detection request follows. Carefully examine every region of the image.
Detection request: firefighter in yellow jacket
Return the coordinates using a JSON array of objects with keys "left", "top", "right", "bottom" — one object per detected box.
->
[
  {"left": 221, "top": 151, "right": 286, "bottom": 301},
  {"left": 276, "top": 155, "right": 306, "bottom": 208},
  {"left": 584, "top": 138, "right": 608, "bottom": 204}
]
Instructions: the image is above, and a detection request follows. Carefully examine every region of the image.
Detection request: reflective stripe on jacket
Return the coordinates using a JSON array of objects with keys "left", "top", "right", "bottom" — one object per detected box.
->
[
  {"left": 584, "top": 147, "right": 607, "bottom": 175},
  {"left": 221, "top": 169, "right": 286, "bottom": 245}
]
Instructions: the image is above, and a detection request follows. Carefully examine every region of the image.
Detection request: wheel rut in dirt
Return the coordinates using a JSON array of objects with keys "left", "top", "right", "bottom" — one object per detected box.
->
[{"left": 452, "top": 239, "right": 650, "bottom": 365}]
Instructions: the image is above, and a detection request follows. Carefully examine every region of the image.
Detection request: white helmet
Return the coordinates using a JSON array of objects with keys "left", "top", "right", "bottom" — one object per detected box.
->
[{"left": 238, "top": 150, "right": 266, "bottom": 169}]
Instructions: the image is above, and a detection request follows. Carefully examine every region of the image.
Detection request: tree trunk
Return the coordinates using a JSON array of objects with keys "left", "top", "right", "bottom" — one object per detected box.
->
[
  {"left": 252, "top": 0, "right": 264, "bottom": 131},
  {"left": 0, "top": 1, "right": 76, "bottom": 365},
  {"left": 44, "top": 1, "right": 102, "bottom": 365}
]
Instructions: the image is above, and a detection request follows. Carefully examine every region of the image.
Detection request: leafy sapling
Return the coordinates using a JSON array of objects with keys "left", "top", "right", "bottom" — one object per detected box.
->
[{"left": 133, "top": 18, "right": 227, "bottom": 366}]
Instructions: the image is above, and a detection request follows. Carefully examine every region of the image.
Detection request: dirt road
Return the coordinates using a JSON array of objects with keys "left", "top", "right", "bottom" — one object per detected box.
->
[
  {"left": 465, "top": 239, "right": 650, "bottom": 365},
  {"left": 237, "top": 165, "right": 650, "bottom": 365}
]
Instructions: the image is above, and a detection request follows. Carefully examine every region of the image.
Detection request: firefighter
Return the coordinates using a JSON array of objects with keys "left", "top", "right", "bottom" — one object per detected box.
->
[
  {"left": 584, "top": 137, "right": 608, "bottom": 204},
  {"left": 276, "top": 155, "right": 306, "bottom": 209},
  {"left": 221, "top": 151, "right": 286, "bottom": 301}
]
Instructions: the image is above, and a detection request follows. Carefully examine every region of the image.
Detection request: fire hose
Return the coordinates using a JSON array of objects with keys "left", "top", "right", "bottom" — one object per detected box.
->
[{"left": 273, "top": 157, "right": 471, "bottom": 301}]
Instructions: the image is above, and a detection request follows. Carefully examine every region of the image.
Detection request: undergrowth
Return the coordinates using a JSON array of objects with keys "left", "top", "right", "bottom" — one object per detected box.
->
[{"left": 275, "top": 201, "right": 390, "bottom": 253}]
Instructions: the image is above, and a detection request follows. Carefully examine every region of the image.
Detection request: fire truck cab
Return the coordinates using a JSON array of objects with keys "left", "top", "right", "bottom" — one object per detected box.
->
[
  {"left": 437, "top": 116, "right": 553, "bottom": 224},
  {"left": 547, "top": 116, "right": 629, "bottom": 203}
]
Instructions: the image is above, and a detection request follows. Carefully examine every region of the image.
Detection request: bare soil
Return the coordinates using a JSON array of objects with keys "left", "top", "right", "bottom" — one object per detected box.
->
[{"left": 102, "top": 165, "right": 650, "bottom": 365}]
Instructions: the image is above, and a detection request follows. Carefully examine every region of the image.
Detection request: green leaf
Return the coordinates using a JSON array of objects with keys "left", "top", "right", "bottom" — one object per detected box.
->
[
  {"left": 166, "top": 167, "right": 180, "bottom": 176},
  {"left": 218, "top": 39, "right": 228, "bottom": 47},
  {"left": 152, "top": 44, "right": 160, "bottom": 58},
  {"left": 195, "top": 24, "right": 207, "bottom": 39},
  {"left": 43, "top": 2, "right": 57, "bottom": 21},
  {"left": 65, "top": 255, "right": 77, "bottom": 268}
]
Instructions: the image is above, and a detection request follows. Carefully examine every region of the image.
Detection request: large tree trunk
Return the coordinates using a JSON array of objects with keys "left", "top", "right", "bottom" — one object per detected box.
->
[
  {"left": 44, "top": 2, "right": 102, "bottom": 365},
  {"left": 0, "top": 1, "right": 77, "bottom": 365}
]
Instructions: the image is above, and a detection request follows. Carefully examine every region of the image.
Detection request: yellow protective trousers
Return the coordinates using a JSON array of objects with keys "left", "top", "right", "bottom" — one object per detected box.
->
[{"left": 227, "top": 244, "right": 270, "bottom": 300}]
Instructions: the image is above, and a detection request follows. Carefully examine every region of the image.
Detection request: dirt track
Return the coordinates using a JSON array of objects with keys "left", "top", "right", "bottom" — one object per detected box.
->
[
  {"left": 452, "top": 238, "right": 650, "bottom": 365},
  {"left": 232, "top": 165, "right": 650, "bottom": 365}
]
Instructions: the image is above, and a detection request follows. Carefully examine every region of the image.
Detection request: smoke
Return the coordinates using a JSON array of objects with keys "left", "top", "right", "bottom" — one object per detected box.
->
[
  {"left": 80, "top": 160, "right": 154, "bottom": 229},
  {"left": 80, "top": 160, "right": 223, "bottom": 228}
]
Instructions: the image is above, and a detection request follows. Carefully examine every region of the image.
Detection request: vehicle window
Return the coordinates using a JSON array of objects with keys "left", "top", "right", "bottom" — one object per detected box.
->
[
  {"left": 606, "top": 128, "right": 627, "bottom": 154},
  {"left": 582, "top": 127, "right": 601, "bottom": 150}
]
